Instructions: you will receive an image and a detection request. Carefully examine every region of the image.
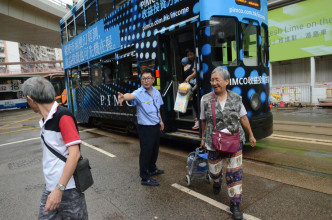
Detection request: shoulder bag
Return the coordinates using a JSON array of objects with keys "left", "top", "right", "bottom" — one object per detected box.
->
[
  {"left": 211, "top": 92, "right": 240, "bottom": 154},
  {"left": 41, "top": 135, "right": 94, "bottom": 192}
]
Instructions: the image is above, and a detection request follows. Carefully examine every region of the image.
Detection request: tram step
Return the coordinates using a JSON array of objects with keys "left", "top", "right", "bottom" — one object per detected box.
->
[{"left": 164, "top": 130, "right": 201, "bottom": 141}]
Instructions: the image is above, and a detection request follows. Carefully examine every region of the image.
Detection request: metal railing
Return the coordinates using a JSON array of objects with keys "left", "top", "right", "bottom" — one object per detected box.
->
[
  {"left": 270, "top": 84, "right": 311, "bottom": 104},
  {"left": 47, "top": 0, "right": 70, "bottom": 8},
  {"left": 0, "top": 67, "right": 64, "bottom": 75}
]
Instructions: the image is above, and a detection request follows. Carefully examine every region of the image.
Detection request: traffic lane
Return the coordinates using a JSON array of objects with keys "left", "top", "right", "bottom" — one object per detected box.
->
[
  {"left": 1, "top": 123, "right": 331, "bottom": 220},
  {"left": 273, "top": 124, "right": 332, "bottom": 140},
  {"left": 244, "top": 138, "right": 332, "bottom": 175},
  {"left": 0, "top": 130, "right": 131, "bottom": 219},
  {"left": 272, "top": 107, "right": 332, "bottom": 124},
  {"left": 0, "top": 108, "right": 39, "bottom": 139},
  {"left": 79, "top": 130, "right": 332, "bottom": 220},
  {"left": 79, "top": 131, "right": 231, "bottom": 220}
]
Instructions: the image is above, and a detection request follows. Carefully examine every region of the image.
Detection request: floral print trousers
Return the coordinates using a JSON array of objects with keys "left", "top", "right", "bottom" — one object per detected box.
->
[{"left": 208, "top": 143, "right": 243, "bottom": 205}]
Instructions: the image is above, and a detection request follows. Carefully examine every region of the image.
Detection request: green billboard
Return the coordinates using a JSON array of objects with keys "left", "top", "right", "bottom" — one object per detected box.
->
[{"left": 268, "top": 0, "right": 332, "bottom": 62}]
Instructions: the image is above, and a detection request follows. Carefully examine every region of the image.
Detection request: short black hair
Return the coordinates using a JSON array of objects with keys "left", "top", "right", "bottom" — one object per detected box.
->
[
  {"left": 141, "top": 68, "right": 155, "bottom": 77},
  {"left": 185, "top": 48, "right": 194, "bottom": 54}
]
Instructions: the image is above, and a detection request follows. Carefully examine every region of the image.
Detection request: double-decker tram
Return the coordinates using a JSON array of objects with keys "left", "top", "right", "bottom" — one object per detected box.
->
[
  {"left": 0, "top": 75, "right": 31, "bottom": 110},
  {"left": 60, "top": 0, "right": 272, "bottom": 142}
]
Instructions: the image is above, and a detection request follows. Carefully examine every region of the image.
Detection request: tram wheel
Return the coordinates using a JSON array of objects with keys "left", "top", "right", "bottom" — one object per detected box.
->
[{"left": 206, "top": 173, "right": 212, "bottom": 184}]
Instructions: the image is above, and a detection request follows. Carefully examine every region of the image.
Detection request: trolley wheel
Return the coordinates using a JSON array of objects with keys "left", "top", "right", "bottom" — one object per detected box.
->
[
  {"left": 206, "top": 173, "right": 212, "bottom": 184},
  {"left": 185, "top": 175, "right": 191, "bottom": 186}
]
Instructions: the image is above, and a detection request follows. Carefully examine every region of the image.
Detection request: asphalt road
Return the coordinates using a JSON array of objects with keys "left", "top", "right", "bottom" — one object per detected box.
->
[{"left": 0, "top": 108, "right": 332, "bottom": 220}]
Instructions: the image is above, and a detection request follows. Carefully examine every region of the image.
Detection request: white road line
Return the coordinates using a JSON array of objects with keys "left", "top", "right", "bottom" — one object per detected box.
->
[
  {"left": 0, "top": 137, "right": 40, "bottom": 147},
  {"left": 0, "top": 128, "right": 97, "bottom": 147},
  {"left": 171, "top": 183, "right": 261, "bottom": 220},
  {"left": 81, "top": 141, "right": 116, "bottom": 158}
]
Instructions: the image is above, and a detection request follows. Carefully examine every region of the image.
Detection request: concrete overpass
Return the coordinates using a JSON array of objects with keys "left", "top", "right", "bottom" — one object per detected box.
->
[{"left": 0, "top": 0, "right": 68, "bottom": 48}]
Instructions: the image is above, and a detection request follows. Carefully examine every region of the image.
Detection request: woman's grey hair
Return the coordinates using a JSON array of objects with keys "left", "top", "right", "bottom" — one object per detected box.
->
[
  {"left": 22, "top": 77, "right": 55, "bottom": 104},
  {"left": 211, "top": 67, "right": 230, "bottom": 81}
]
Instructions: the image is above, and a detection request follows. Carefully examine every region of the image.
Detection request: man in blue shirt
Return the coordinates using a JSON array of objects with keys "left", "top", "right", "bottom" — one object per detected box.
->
[{"left": 118, "top": 68, "right": 164, "bottom": 186}]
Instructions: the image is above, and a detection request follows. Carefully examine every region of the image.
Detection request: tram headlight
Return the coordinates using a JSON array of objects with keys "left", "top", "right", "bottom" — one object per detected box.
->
[{"left": 250, "top": 93, "right": 261, "bottom": 111}]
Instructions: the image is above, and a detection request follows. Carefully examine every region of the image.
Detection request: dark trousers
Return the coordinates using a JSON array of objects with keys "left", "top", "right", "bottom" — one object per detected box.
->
[
  {"left": 38, "top": 187, "right": 88, "bottom": 219},
  {"left": 138, "top": 124, "right": 160, "bottom": 180}
]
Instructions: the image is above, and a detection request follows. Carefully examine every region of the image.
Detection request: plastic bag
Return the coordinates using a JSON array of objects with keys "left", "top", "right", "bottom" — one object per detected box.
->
[{"left": 174, "top": 83, "right": 192, "bottom": 113}]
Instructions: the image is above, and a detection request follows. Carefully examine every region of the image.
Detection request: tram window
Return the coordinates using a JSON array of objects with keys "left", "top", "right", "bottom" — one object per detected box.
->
[
  {"left": 81, "top": 70, "right": 90, "bottom": 87},
  {"left": 51, "top": 76, "right": 65, "bottom": 96},
  {"left": 114, "top": 0, "right": 128, "bottom": 10},
  {"left": 67, "top": 18, "right": 75, "bottom": 41},
  {"left": 116, "top": 57, "right": 132, "bottom": 81},
  {"left": 261, "top": 25, "right": 268, "bottom": 66},
  {"left": 61, "top": 23, "right": 67, "bottom": 44},
  {"left": 86, "top": 2, "right": 98, "bottom": 28},
  {"left": 139, "top": 59, "right": 155, "bottom": 73},
  {"left": 75, "top": 8, "right": 85, "bottom": 35},
  {"left": 210, "top": 17, "right": 237, "bottom": 67},
  {"left": 72, "top": 72, "right": 80, "bottom": 89},
  {"left": 242, "top": 23, "right": 258, "bottom": 66},
  {"left": 98, "top": 0, "right": 113, "bottom": 19},
  {"left": 103, "top": 62, "right": 116, "bottom": 84},
  {"left": 91, "top": 65, "right": 102, "bottom": 86}
]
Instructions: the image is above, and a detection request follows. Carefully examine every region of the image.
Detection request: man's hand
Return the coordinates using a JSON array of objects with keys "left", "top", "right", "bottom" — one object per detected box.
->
[
  {"left": 44, "top": 188, "right": 63, "bottom": 212},
  {"left": 160, "top": 121, "right": 164, "bottom": 131},
  {"left": 118, "top": 92, "right": 124, "bottom": 106}
]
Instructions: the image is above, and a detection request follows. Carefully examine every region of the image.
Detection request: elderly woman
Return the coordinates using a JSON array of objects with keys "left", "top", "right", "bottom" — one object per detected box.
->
[{"left": 200, "top": 67, "right": 256, "bottom": 220}]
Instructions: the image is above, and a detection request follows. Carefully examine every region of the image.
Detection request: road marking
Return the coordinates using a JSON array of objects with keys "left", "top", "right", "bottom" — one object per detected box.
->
[
  {"left": 171, "top": 183, "right": 261, "bottom": 220},
  {"left": 81, "top": 141, "right": 116, "bottom": 158},
  {"left": 0, "top": 137, "right": 40, "bottom": 147},
  {"left": 269, "top": 134, "right": 332, "bottom": 146},
  {"left": 0, "top": 115, "right": 40, "bottom": 129},
  {"left": 0, "top": 111, "right": 36, "bottom": 121},
  {"left": 0, "top": 128, "right": 98, "bottom": 146},
  {"left": 0, "top": 127, "right": 40, "bottom": 135}
]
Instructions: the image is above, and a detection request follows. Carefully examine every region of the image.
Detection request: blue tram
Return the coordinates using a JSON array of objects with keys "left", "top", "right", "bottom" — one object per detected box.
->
[{"left": 60, "top": 0, "right": 272, "bottom": 142}]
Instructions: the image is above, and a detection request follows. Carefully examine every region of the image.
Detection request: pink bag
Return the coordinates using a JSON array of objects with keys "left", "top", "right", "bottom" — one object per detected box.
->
[
  {"left": 212, "top": 130, "right": 240, "bottom": 153},
  {"left": 211, "top": 93, "right": 240, "bottom": 154}
]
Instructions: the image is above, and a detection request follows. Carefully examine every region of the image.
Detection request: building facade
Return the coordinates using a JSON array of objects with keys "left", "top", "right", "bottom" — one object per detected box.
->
[
  {"left": 0, "top": 41, "right": 61, "bottom": 74},
  {"left": 268, "top": 0, "right": 332, "bottom": 104}
]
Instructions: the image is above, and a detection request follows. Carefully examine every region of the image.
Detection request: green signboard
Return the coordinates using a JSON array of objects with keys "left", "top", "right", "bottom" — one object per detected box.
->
[{"left": 268, "top": 0, "right": 332, "bottom": 62}]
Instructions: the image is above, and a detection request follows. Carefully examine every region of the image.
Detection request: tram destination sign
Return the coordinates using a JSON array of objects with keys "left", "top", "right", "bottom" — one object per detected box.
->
[{"left": 235, "top": 0, "right": 261, "bottom": 10}]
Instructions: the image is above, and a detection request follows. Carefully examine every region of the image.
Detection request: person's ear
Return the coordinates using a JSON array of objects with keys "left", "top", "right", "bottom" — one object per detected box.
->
[
  {"left": 26, "top": 95, "right": 33, "bottom": 102},
  {"left": 26, "top": 95, "right": 36, "bottom": 104}
]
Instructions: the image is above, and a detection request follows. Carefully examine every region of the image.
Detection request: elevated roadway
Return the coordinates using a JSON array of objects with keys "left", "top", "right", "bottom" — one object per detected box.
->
[{"left": 0, "top": 0, "right": 68, "bottom": 48}]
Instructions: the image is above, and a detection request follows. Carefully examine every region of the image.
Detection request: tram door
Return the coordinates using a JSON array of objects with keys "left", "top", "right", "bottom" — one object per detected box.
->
[{"left": 158, "top": 26, "right": 198, "bottom": 132}]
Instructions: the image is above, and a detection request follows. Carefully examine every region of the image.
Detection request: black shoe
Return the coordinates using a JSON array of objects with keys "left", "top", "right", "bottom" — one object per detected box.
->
[
  {"left": 150, "top": 169, "right": 164, "bottom": 176},
  {"left": 141, "top": 178, "right": 160, "bottom": 186},
  {"left": 230, "top": 203, "right": 243, "bottom": 220},
  {"left": 213, "top": 182, "right": 221, "bottom": 195}
]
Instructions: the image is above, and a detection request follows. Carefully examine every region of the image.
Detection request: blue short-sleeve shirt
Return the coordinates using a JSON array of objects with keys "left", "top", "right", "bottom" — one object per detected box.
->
[{"left": 131, "top": 86, "right": 164, "bottom": 125}]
